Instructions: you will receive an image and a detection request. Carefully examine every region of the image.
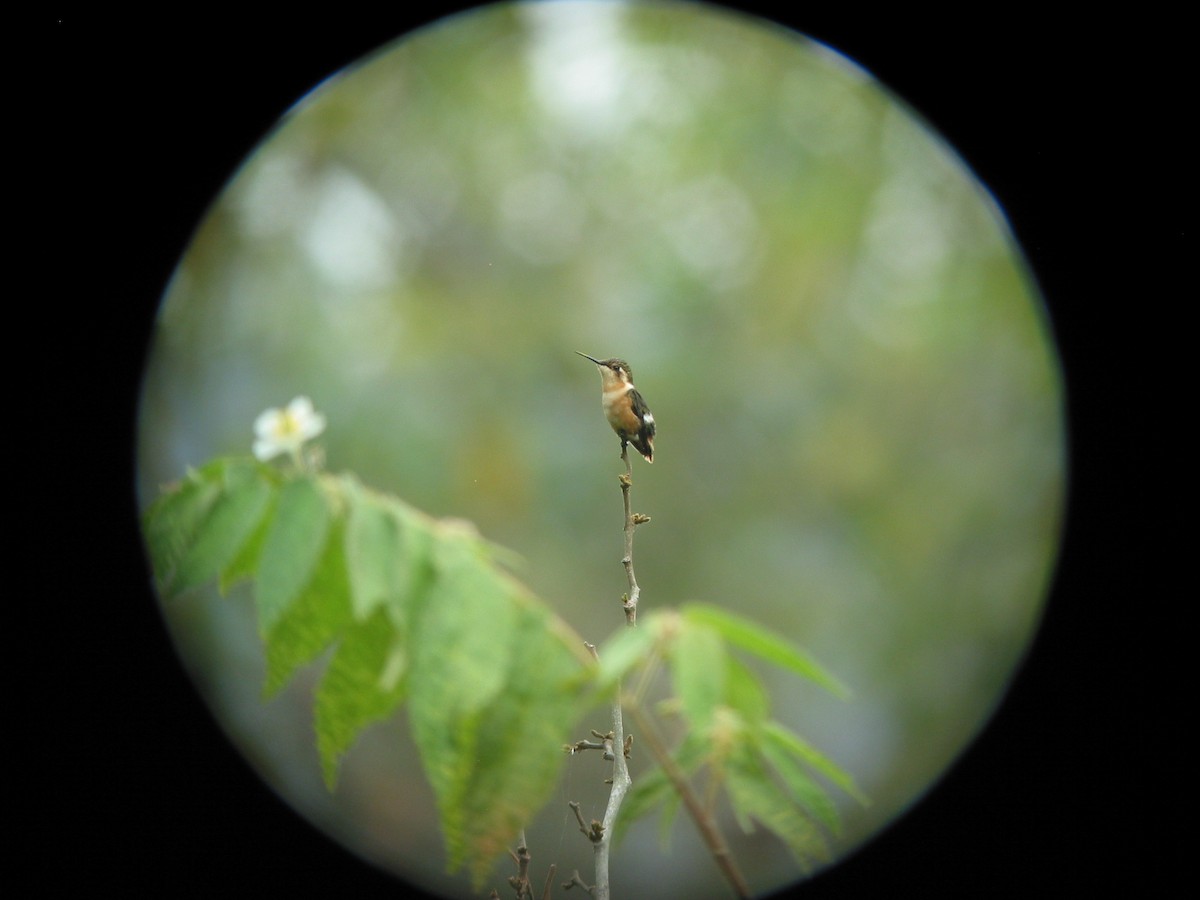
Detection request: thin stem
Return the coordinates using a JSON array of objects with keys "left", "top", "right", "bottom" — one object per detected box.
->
[
  {"left": 540, "top": 863, "right": 557, "bottom": 900},
  {"left": 584, "top": 426, "right": 749, "bottom": 897},
  {"left": 586, "top": 644, "right": 631, "bottom": 900},
  {"left": 629, "top": 704, "right": 752, "bottom": 899},
  {"left": 587, "top": 445, "right": 646, "bottom": 899},
  {"left": 619, "top": 446, "right": 639, "bottom": 625}
]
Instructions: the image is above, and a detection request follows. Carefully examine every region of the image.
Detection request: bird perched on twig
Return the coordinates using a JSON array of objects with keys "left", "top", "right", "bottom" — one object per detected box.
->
[{"left": 577, "top": 352, "right": 656, "bottom": 463}]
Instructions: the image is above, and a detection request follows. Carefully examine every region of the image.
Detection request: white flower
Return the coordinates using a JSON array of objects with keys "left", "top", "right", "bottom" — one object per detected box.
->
[{"left": 253, "top": 396, "right": 327, "bottom": 462}]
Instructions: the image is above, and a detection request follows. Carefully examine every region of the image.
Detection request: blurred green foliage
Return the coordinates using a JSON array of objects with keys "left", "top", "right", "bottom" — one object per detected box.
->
[
  {"left": 144, "top": 457, "right": 864, "bottom": 885},
  {"left": 138, "top": 2, "right": 1063, "bottom": 896},
  {"left": 145, "top": 457, "right": 591, "bottom": 885}
]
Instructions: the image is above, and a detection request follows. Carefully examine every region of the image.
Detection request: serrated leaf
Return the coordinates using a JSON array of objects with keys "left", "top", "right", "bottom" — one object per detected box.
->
[
  {"left": 255, "top": 477, "right": 331, "bottom": 636},
  {"left": 683, "top": 604, "right": 850, "bottom": 698},
  {"left": 343, "top": 484, "right": 411, "bottom": 621},
  {"left": 412, "top": 531, "right": 518, "bottom": 709},
  {"left": 263, "top": 517, "right": 353, "bottom": 697},
  {"left": 404, "top": 530, "right": 587, "bottom": 886},
  {"left": 405, "top": 532, "right": 521, "bottom": 875},
  {"left": 398, "top": 523, "right": 589, "bottom": 886},
  {"left": 143, "top": 455, "right": 604, "bottom": 887},
  {"left": 315, "top": 608, "right": 408, "bottom": 788},
  {"left": 218, "top": 496, "right": 275, "bottom": 593},
  {"left": 143, "top": 470, "right": 221, "bottom": 594},
  {"left": 455, "top": 603, "right": 584, "bottom": 886},
  {"left": 173, "top": 461, "right": 274, "bottom": 595},
  {"left": 760, "top": 721, "right": 868, "bottom": 805},
  {"left": 671, "top": 622, "right": 725, "bottom": 731}
]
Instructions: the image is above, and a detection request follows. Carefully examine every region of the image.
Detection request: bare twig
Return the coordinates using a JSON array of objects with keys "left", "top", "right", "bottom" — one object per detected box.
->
[
  {"left": 569, "top": 799, "right": 604, "bottom": 843},
  {"left": 565, "top": 729, "right": 618, "bottom": 758},
  {"left": 571, "top": 391, "right": 751, "bottom": 898},
  {"left": 582, "top": 642, "right": 631, "bottom": 900},
  {"left": 504, "top": 838, "right": 534, "bottom": 899},
  {"left": 541, "top": 864, "right": 558, "bottom": 900},
  {"left": 568, "top": 445, "right": 648, "bottom": 900},
  {"left": 562, "top": 870, "right": 595, "bottom": 895},
  {"left": 618, "top": 445, "right": 647, "bottom": 625},
  {"left": 616, "top": 446, "right": 751, "bottom": 896}
]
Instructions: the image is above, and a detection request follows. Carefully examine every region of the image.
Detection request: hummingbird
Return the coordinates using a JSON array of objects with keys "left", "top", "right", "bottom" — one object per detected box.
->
[{"left": 577, "top": 352, "right": 656, "bottom": 463}]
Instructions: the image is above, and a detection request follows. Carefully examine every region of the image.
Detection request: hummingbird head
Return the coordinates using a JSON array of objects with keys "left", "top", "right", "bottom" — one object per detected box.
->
[{"left": 576, "top": 351, "right": 634, "bottom": 386}]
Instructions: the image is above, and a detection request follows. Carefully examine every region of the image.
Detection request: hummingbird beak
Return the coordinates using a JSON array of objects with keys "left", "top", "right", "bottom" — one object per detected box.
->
[{"left": 575, "top": 351, "right": 602, "bottom": 365}]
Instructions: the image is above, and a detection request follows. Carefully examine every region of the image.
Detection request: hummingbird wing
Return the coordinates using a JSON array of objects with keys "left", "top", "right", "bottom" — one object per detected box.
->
[{"left": 628, "top": 388, "right": 655, "bottom": 462}]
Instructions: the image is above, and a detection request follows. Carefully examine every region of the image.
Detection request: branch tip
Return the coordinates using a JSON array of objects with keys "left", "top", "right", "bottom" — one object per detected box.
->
[{"left": 563, "top": 870, "right": 595, "bottom": 895}]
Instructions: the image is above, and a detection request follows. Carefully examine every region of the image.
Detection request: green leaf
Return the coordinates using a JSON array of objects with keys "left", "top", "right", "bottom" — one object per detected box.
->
[
  {"left": 615, "top": 766, "right": 673, "bottom": 840},
  {"left": 724, "top": 745, "right": 830, "bottom": 872},
  {"left": 263, "top": 517, "right": 353, "bottom": 697},
  {"left": 455, "top": 602, "right": 584, "bottom": 885},
  {"left": 218, "top": 494, "right": 276, "bottom": 593},
  {"left": 402, "top": 529, "right": 587, "bottom": 886},
  {"left": 315, "top": 608, "right": 408, "bottom": 788},
  {"left": 343, "top": 481, "right": 421, "bottom": 621},
  {"left": 144, "top": 457, "right": 598, "bottom": 886},
  {"left": 671, "top": 621, "right": 725, "bottom": 731},
  {"left": 143, "top": 467, "right": 221, "bottom": 594},
  {"left": 683, "top": 604, "right": 850, "bottom": 698},
  {"left": 174, "top": 460, "right": 274, "bottom": 595},
  {"left": 723, "top": 655, "right": 770, "bottom": 724},
  {"left": 760, "top": 721, "right": 867, "bottom": 805},
  {"left": 594, "top": 623, "right": 656, "bottom": 688},
  {"left": 755, "top": 727, "right": 841, "bottom": 833},
  {"left": 605, "top": 612, "right": 864, "bottom": 864},
  {"left": 255, "top": 477, "right": 331, "bottom": 636},
  {"left": 405, "top": 531, "right": 522, "bottom": 876},
  {"left": 614, "top": 730, "right": 708, "bottom": 846}
]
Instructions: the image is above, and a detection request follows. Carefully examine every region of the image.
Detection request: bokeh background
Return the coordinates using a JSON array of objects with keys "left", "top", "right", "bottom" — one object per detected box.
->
[{"left": 136, "top": 2, "right": 1064, "bottom": 897}]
